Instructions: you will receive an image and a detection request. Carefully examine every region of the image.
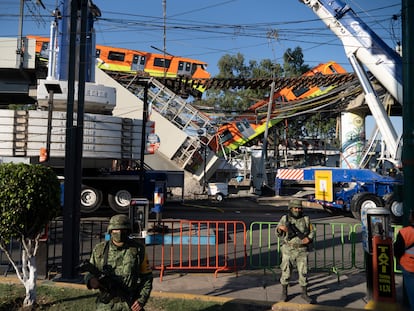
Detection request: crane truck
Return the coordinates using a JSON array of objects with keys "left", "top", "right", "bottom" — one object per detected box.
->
[{"left": 275, "top": 0, "right": 403, "bottom": 224}]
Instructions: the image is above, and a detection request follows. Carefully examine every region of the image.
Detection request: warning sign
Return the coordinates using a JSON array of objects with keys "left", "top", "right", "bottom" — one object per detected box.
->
[{"left": 315, "top": 170, "right": 333, "bottom": 202}]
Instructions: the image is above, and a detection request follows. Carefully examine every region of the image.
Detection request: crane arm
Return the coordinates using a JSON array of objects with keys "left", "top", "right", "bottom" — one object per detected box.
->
[
  {"left": 299, "top": 0, "right": 402, "bottom": 105},
  {"left": 299, "top": 0, "right": 402, "bottom": 166}
]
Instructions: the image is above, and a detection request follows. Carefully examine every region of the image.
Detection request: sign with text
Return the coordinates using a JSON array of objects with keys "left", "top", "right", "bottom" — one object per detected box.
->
[
  {"left": 315, "top": 170, "right": 333, "bottom": 202},
  {"left": 372, "top": 236, "right": 396, "bottom": 302}
]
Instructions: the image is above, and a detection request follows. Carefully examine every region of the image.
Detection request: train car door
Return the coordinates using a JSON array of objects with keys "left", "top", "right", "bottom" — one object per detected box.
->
[
  {"left": 177, "top": 61, "right": 192, "bottom": 77},
  {"left": 236, "top": 120, "right": 255, "bottom": 139},
  {"left": 131, "top": 54, "right": 146, "bottom": 72}
]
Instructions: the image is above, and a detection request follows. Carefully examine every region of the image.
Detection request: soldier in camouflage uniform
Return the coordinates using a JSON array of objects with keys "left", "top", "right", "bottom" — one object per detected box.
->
[
  {"left": 276, "top": 199, "right": 315, "bottom": 303},
  {"left": 85, "top": 214, "right": 153, "bottom": 311}
]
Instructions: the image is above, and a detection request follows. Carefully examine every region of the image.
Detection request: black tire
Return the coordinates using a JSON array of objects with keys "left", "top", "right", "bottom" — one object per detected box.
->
[
  {"left": 108, "top": 189, "right": 132, "bottom": 213},
  {"left": 80, "top": 186, "right": 103, "bottom": 213},
  {"left": 383, "top": 193, "right": 403, "bottom": 225},
  {"left": 350, "top": 192, "right": 383, "bottom": 220},
  {"left": 215, "top": 192, "right": 224, "bottom": 202}
]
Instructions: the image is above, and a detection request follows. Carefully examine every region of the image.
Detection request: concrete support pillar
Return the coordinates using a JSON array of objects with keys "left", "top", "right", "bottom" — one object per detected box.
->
[{"left": 340, "top": 112, "right": 365, "bottom": 168}]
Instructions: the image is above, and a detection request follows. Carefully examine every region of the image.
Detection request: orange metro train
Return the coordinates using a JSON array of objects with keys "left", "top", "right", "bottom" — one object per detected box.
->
[{"left": 27, "top": 35, "right": 211, "bottom": 80}]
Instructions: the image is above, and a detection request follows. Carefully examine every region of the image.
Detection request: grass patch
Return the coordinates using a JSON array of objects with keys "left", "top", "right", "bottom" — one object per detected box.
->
[{"left": 0, "top": 283, "right": 271, "bottom": 310}]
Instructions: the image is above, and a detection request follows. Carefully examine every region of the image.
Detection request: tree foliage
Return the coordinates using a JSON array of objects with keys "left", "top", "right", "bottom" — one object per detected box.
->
[
  {"left": 283, "top": 47, "right": 310, "bottom": 77},
  {"left": 0, "top": 162, "right": 61, "bottom": 307},
  {"left": 200, "top": 53, "right": 282, "bottom": 112},
  {"left": 0, "top": 163, "right": 61, "bottom": 241},
  {"left": 282, "top": 112, "right": 340, "bottom": 148}
]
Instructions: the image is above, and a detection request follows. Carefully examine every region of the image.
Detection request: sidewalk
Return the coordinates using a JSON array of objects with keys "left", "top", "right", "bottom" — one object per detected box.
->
[
  {"left": 0, "top": 268, "right": 406, "bottom": 311},
  {"left": 150, "top": 268, "right": 406, "bottom": 311}
]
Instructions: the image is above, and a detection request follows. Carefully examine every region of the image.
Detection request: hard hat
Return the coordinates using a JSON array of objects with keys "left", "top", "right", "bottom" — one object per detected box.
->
[
  {"left": 288, "top": 199, "right": 303, "bottom": 209},
  {"left": 107, "top": 214, "right": 131, "bottom": 232}
]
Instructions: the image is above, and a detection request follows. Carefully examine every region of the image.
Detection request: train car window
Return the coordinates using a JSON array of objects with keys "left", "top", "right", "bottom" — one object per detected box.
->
[
  {"left": 40, "top": 42, "right": 49, "bottom": 59},
  {"left": 241, "top": 119, "right": 251, "bottom": 128},
  {"left": 292, "top": 86, "right": 310, "bottom": 97},
  {"left": 41, "top": 42, "right": 48, "bottom": 53},
  {"left": 132, "top": 55, "right": 139, "bottom": 64},
  {"left": 108, "top": 51, "right": 125, "bottom": 62},
  {"left": 154, "top": 58, "right": 171, "bottom": 68},
  {"left": 140, "top": 56, "right": 146, "bottom": 65},
  {"left": 328, "top": 64, "right": 338, "bottom": 74},
  {"left": 275, "top": 95, "right": 286, "bottom": 102},
  {"left": 191, "top": 63, "right": 197, "bottom": 75},
  {"left": 178, "top": 61, "right": 184, "bottom": 71},
  {"left": 219, "top": 129, "right": 233, "bottom": 144},
  {"left": 185, "top": 62, "right": 191, "bottom": 71},
  {"left": 95, "top": 49, "right": 101, "bottom": 57}
]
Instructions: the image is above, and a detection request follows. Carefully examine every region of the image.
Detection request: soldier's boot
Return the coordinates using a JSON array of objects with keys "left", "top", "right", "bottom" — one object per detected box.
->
[
  {"left": 301, "top": 286, "right": 313, "bottom": 304},
  {"left": 280, "top": 285, "right": 288, "bottom": 302}
]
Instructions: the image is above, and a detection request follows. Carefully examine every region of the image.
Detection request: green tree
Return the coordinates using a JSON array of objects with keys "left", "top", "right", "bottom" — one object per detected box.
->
[
  {"left": 0, "top": 163, "right": 61, "bottom": 307},
  {"left": 283, "top": 112, "right": 339, "bottom": 147},
  {"left": 201, "top": 53, "right": 282, "bottom": 112},
  {"left": 283, "top": 47, "right": 310, "bottom": 77}
]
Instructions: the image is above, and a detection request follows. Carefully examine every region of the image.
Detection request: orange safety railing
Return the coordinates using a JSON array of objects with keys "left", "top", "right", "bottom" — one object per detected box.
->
[{"left": 146, "top": 220, "right": 247, "bottom": 281}]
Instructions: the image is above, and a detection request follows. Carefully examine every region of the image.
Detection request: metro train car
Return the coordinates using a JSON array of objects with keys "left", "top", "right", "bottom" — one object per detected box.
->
[
  {"left": 247, "top": 61, "right": 346, "bottom": 113},
  {"left": 209, "top": 61, "right": 347, "bottom": 154},
  {"left": 27, "top": 35, "right": 210, "bottom": 80}
]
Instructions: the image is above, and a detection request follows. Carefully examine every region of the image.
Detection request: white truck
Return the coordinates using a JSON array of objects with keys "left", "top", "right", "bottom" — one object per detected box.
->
[{"left": 0, "top": 4, "right": 170, "bottom": 214}]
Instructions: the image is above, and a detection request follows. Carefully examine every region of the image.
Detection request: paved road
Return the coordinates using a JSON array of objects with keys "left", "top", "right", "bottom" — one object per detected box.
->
[{"left": 1, "top": 196, "right": 408, "bottom": 310}]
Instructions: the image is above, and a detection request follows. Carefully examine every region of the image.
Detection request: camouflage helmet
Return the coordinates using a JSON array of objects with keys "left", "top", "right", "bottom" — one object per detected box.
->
[
  {"left": 107, "top": 214, "right": 131, "bottom": 232},
  {"left": 288, "top": 199, "right": 303, "bottom": 209}
]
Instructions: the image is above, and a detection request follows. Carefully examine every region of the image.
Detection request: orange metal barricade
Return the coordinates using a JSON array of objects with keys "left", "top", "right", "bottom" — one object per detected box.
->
[{"left": 145, "top": 220, "right": 247, "bottom": 281}]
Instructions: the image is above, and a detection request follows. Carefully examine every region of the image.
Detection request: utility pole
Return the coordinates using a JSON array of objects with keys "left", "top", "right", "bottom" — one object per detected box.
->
[
  {"left": 402, "top": 0, "right": 414, "bottom": 306},
  {"left": 163, "top": 0, "right": 167, "bottom": 79},
  {"left": 62, "top": 0, "right": 87, "bottom": 279}
]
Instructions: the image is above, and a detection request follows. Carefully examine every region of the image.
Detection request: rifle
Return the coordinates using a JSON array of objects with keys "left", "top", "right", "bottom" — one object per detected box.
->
[
  {"left": 77, "top": 260, "right": 137, "bottom": 306},
  {"left": 286, "top": 221, "right": 309, "bottom": 240}
]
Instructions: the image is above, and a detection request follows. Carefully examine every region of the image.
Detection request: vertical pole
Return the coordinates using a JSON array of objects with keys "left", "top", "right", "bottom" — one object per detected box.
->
[
  {"left": 402, "top": 0, "right": 414, "bottom": 307},
  {"left": 402, "top": 0, "right": 414, "bottom": 226},
  {"left": 162, "top": 0, "right": 167, "bottom": 79},
  {"left": 258, "top": 81, "right": 275, "bottom": 190},
  {"left": 62, "top": 0, "right": 79, "bottom": 280},
  {"left": 139, "top": 83, "right": 149, "bottom": 197},
  {"left": 62, "top": 0, "right": 87, "bottom": 279},
  {"left": 203, "top": 140, "right": 207, "bottom": 193},
  {"left": 16, "top": 0, "right": 24, "bottom": 68}
]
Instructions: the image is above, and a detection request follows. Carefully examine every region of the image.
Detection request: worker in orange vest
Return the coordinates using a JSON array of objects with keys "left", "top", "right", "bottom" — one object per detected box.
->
[{"left": 394, "top": 210, "right": 414, "bottom": 311}]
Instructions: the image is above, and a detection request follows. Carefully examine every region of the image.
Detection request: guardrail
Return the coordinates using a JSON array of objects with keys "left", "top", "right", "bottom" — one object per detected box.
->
[
  {"left": 145, "top": 220, "right": 247, "bottom": 281},
  {"left": 0, "top": 219, "right": 402, "bottom": 280},
  {"left": 248, "top": 221, "right": 365, "bottom": 279}
]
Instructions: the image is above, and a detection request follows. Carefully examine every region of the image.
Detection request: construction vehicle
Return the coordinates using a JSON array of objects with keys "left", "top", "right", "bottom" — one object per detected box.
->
[{"left": 275, "top": 0, "right": 403, "bottom": 223}]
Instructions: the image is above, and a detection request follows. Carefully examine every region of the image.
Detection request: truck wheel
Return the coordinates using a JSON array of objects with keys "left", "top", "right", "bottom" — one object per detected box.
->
[
  {"left": 350, "top": 193, "right": 382, "bottom": 220},
  {"left": 108, "top": 189, "right": 132, "bottom": 213},
  {"left": 80, "top": 186, "right": 103, "bottom": 213},
  {"left": 215, "top": 192, "right": 224, "bottom": 202},
  {"left": 383, "top": 193, "right": 403, "bottom": 225}
]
